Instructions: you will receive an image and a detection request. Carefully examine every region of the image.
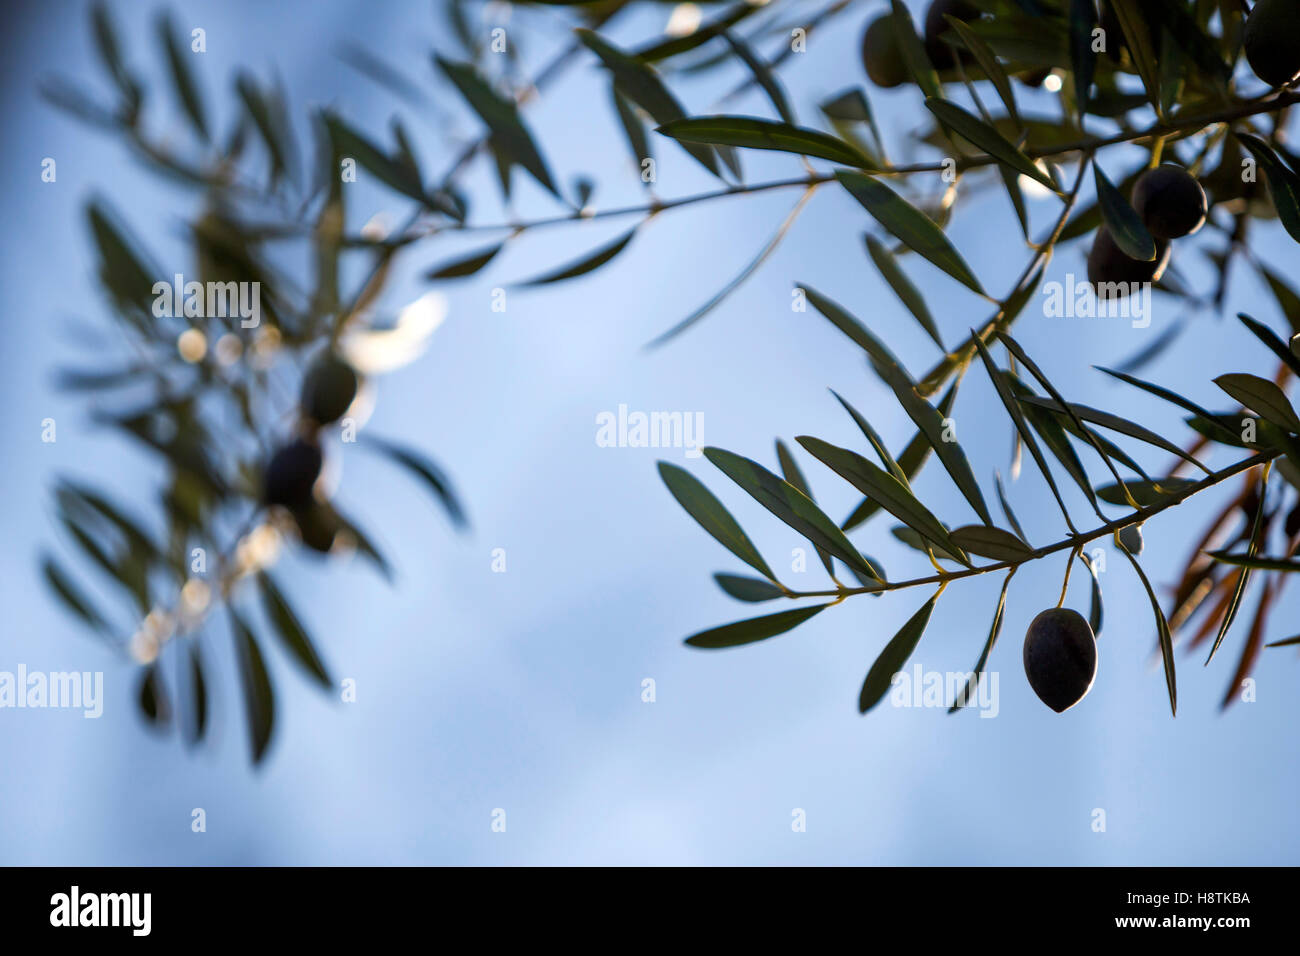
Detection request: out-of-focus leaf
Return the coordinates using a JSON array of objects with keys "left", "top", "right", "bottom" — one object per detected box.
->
[
  {"left": 1118, "top": 547, "right": 1176, "bottom": 715},
  {"left": 722, "top": 32, "right": 794, "bottom": 125},
  {"left": 860, "top": 588, "right": 942, "bottom": 713},
  {"left": 1206, "top": 463, "right": 1270, "bottom": 664},
  {"left": 647, "top": 189, "right": 812, "bottom": 346},
  {"left": 658, "top": 116, "right": 870, "bottom": 168},
  {"left": 1265, "top": 634, "right": 1300, "bottom": 647},
  {"left": 797, "top": 436, "right": 966, "bottom": 564},
  {"left": 611, "top": 84, "right": 651, "bottom": 172},
  {"left": 1236, "top": 135, "right": 1300, "bottom": 242},
  {"left": 633, "top": 1, "right": 760, "bottom": 61},
  {"left": 865, "top": 235, "right": 943, "bottom": 349},
  {"left": 1259, "top": 266, "right": 1300, "bottom": 335},
  {"left": 949, "top": 570, "right": 1014, "bottom": 713},
  {"left": 685, "top": 603, "right": 831, "bottom": 648},
  {"left": 925, "top": 99, "right": 1057, "bottom": 191},
  {"left": 659, "top": 462, "right": 775, "bottom": 582},
  {"left": 713, "top": 573, "right": 785, "bottom": 603},
  {"left": 943, "top": 14, "right": 1019, "bottom": 123},
  {"left": 515, "top": 227, "right": 636, "bottom": 286},
  {"left": 1067, "top": 0, "right": 1097, "bottom": 116},
  {"left": 1094, "top": 164, "right": 1156, "bottom": 261},
  {"left": 363, "top": 435, "right": 468, "bottom": 530},
  {"left": 949, "top": 525, "right": 1032, "bottom": 561},
  {"left": 889, "top": 0, "right": 940, "bottom": 99},
  {"left": 230, "top": 608, "right": 275, "bottom": 764},
  {"left": 435, "top": 56, "right": 559, "bottom": 197},
  {"left": 703, "top": 448, "right": 885, "bottom": 583},
  {"left": 258, "top": 572, "right": 332, "bottom": 690},
  {"left": 156, "top": 11, "right": 208, "bottom": 140},
  {"left": 236, "top": 73, "right": 289, "bottom": 181},
  {"left": 426, "top": 243, "right": 503, "bottom": 280},
  {"left": 836, "top": 172, "right": 985, "bottom": 296},
  {"left": 576, "top": 29, "right": 724, "bottom": 179},
  {"left": 42, "top": 555, "right": 109, "bottom": 632},
  {"left": 1109, "top": 0, "right": 1161, "bottom": 110},
  {"left": 186, "top": 643, "right": 208, "bottom": 745},
  {"left": 138, "top": 664, "right": 169, "bottom": 728},
  {"left": 1096, "top": 477, "right": 1198, "bottom": 506},
  {"left": 994, "top": 472, "right": 1028, "bottom": 541},
  {"left": 325, "top": 114, "right": 453, "bottom": 213},
  {"left": 87, "top": 200, "right": 159, "bottom": 316},
  {"left": 1207, "top": 552, "right": 1300, "bottom": 572},
  {"left": 1214, "top": 373, "right": 1300, "bottom": 433}
]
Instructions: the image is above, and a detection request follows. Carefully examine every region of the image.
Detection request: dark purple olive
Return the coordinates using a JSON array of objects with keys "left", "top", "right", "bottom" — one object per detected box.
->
[
  {"left": 861, "top": 15, "right": 908, "bottom": 89},
  {"left": 1087, "top": 226, "right": 1171, "bottom": 296},
  {"left": 1023, "top": 608, "right": 1098, "bottom": 712},
  {"left": 1132, "top": 164, "right": 1207, "bottom": 239},
  {"left": 263, "top": 438, "right": 322, "bottom": 508}
]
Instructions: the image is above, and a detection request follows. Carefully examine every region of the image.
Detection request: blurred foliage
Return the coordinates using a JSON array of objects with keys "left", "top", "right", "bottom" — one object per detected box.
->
[{"left": 39, "top": 0, "right": 1300, "bottom": 758}]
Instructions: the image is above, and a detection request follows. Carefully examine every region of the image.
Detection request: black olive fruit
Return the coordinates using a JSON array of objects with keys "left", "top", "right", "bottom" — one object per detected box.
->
[
  {"left": 1118, "top": 524, "right": 1143, "bottom": 555},
  {"left": 262, "top": 438, "right": 322, "bottom": 508},
  {"left": 862, "top": 15, "right": 909, "bottom": 89},
  {"left": 923, "top": 0, "right": 979, "bottom": 70},
  {"left": 1087, "top": 226, "right": 1171, "bottom": 295},
  {"left": 1023, "top": 608, "right": 1098, "bottom": 713},
  {"left": 1243, "top": 0, "right": 1300, "bottom": 88},
  {"left": 301, "top": 352, "right": 359, "bottom": 425},
  {"left": 1131, "top": 164, "right": 1208, "bottom": 239}
]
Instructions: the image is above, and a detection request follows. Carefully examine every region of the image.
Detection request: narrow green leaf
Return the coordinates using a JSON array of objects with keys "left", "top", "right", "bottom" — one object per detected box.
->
[
  {"left": 776, "top": 439, "right": 835, "bottom": 579},
  {"left": 836, "top": 171, "right": 985, "bottom": 295},
  {"left": 1237, "top": 313, "right": 1300, "bottom": 380},
  {"left": 796, "top": 436, "right": 966, "bottom": 563},
  {"left": 576, "top": 29, "right": 723, "bottom": 179},
  {"left": 237, "top": 74, "right": 288, "bottom": 181},
  {"left": 942, "top": 15, "right": 1019, "bottom": 123},
  {"left": 994, "top": 472, "right": 1028, "bottom": 542},
  {"left": 325, "top": 114, "right": 450, "bottom": 212},
  {"left": 426, "top": 242, "right": 503, "bottom": 280},
  {"left": 860, "top": 589, "right": 942, "bottom": 713},
  {"left": 1118, "top": 547, "right": 1176, "bottom": 716},
  {"left": 948, "top": 525, "right": 1032, "bottom": 561},
  {"left": 1080, "top": 550, "right": 1104, "bottom": 637},
  {"left": 703, "top": 448, "right": 885, "bottom": 583},
  {"left": 364, "top": 435, "right": 468, "bottom": 529},
  {"left": 138, "top": 664, "right": 169, "bottom": 727},
  {"left": 657, "top": 116, "right": 870, "bottom": 168},
  {"left": 435, "top": 55, "right": 558, "bottom": 196},
  {"left": 659, "top": 461, "right": 775, "bottom": 581},
  {"left": 258, "top": 572, "right": 332, "bottom": 690},
  {"left": 156, "top": 12, "right": 208, "bottom": 140},
  {"left": 611, "top": 84, "right": 651, "bottom": 171},
  {"left": 714, "top": 573, "right": 786, "bottom": 603},
  {"left": 1265, "top": 634, "right": 1300, "bottom": 647},
  {"left": 1096, "top": 477, "right": 1198, "bottom": 506},
  {"left": 230, "top": 608, "right": 275, "bottom": 764},
  {"left": 1214, "top": 373, "right": 1300, "bottom": 433},
  {"left": 973, "top": 336, "right": 1077, "bottom": 532},
  {"left": 1238, "top": 134, "right": 1300, "bottom": 244},
  {"left": 633, "top": 1, "right": 760, "bottom": 62},
  {"left": 1207, "top": 552, "right": 1300, "bottom": 573},
  {"left": 1094, "top": 165, "right": 1156, "bottom": 261},
  {"left": 42, "top": 555, "right": 109, "bottom": 632},
  {"left": 1017, "top": 395, "right": 1210, "bottom": 473},
  {"left": 889, "top": 0, "right": 941, "bottom": 99},
  {"left": 829, "top": 390, "right": 911, "bottom": 485},
  {"left": 1206, "top": 463, "right": 1270, "bottom": 664},
  {"left": 1067, "top": 0, "right": 1097, "bottom": 116},
  {"left": 878, "top": 363, "right": 993, "bottom": 526},
  {"left": 949, "top": 571, "right": 1014, "bottom": 713},
  {"left": 1097, "top": 365, "right": 1240, "bottom": 445},
  {"left": 802, "top": 284, "right": 904, "bottom": 371},
  {"left": 864, "top": 235, "right": 943, "bottom": 349},
  {"left": 686, "top": 603, "right": 831, "bottom": 649},
  {"left": 1109, "top": 0, "right": 1161, "bottom": 111},
  {"left": 722, "top": 32, "right": 794, "bottom": 125},
  {"left": 515, "top": 228, "right": 636, "bottom": 286},
  {"left": 925, "top": 98, "right": 1057, "bottom": 191}
]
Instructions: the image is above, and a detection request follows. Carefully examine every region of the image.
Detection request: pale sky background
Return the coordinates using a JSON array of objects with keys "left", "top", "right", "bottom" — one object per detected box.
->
[{"left": 1, "top": 0, "right": 1297, "bottom": 864}]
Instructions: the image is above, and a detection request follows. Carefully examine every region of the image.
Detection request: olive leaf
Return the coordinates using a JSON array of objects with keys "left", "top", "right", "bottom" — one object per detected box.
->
[
  {"left": 230, "top": 608, "right": 275, "bottom": 765},
  {"left": 258, "top": 572, "right": 332, "bottom": 690},
  {"left": 713, "top": 573, "right": 786, "bottom": 603},
  {"left": 860, "top": 588, "right": 943, "bottom": 713},
  {"left": 1094, "top": 165, "right": 1156, "bottom": 261},
  {"left": 1206, "top": 463, "right": 1270, "bottom": 665},
  {"left": 659, "top": 461, "right": 776, "bottom": 583},
  {"left": 949, "top": 571, "right": 1014, "bottom": 714},
  {"left": 1214, "top": 373, "right": 1300, "bottom": 434},
  {"left": 925, "top": 98, "right": 1056, "bottom": 191},
  {"left": 685, "top": 604, "right": 832, "bottom": 649}
]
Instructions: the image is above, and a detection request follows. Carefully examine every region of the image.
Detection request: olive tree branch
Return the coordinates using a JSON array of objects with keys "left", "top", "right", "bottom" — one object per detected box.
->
[{"left": 783, "top": 449, "right": 1278, "bottom": 600}]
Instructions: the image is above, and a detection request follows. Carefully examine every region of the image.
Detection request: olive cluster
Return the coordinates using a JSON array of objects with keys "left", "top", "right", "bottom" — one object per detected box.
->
[{"left": 261, "top": 353, "right": 360, "bottom": 553}]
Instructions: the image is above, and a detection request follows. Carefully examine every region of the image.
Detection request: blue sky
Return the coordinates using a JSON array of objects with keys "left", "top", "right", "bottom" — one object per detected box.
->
[{"left": 1, "top": 0, "right": 1297, "bottom": 864}]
